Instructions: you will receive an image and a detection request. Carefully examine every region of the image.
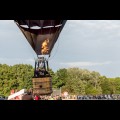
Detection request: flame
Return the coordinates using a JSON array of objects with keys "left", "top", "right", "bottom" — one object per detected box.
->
[{"left": 41, "top": 38, "right": 49, "bottom": 55}]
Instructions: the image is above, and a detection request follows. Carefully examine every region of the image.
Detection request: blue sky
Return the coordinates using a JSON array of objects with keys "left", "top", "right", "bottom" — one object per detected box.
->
[{"left": 0, "top": 20, "right": 120, "bottom": 78}]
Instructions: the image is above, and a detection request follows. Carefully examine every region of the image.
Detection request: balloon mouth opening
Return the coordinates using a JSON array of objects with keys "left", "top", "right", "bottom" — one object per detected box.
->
[{"left": 19, "top": 24, "right": 62, "bottom": 29}]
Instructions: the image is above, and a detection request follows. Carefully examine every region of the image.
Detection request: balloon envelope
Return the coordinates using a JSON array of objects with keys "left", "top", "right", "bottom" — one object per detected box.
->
[{"left": 14, "top": 20, "right": 67, "bottom": 55}]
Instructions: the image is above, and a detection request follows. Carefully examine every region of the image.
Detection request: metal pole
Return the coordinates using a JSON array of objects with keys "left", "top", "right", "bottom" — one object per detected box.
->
[
  {"left": 34, "top": 60, "right": 37, "bottom": 77},
  {"left": 60, "top": 87, "right": 61, "bottom": 97},
  {"left": 46, "top": 60, "right": 49, "bottom": 71}
]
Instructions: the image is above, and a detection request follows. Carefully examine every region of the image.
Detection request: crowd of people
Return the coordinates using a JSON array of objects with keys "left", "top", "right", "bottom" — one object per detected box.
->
[
  {"left": 4, "top": 93, "right": 120, "bottom": 100},
  {"left": 77, "top": 94, "right": 120, "bottom": 100},
  {"left": 33, "top": 95, "right": 62, "bottom": 100}
]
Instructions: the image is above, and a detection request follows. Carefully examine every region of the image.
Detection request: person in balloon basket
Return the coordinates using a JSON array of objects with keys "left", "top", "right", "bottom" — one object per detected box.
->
[
  {"left": 39, "top": 68, "right": 50, "bottom": 77},
  {"left": 39, "top": 68, "right": 45, "bottom": 76},
  {"left": 34, "top": 67, "right": 40, "bottom": 78},
  {"left": 34, "top": 67, "right": 50, "bottom": 77}
]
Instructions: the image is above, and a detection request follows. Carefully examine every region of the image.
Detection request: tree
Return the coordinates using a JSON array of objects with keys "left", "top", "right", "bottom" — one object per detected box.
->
[
  {"left": 0, "top": 64, "right": 34, "bottom": 96},
  {"left": 52, "top": 68, "right": 68, "bottom": 88},
  {"left": 63, "top": 68, "right": 86, "bottom": 95},
  {"left": 100, "top": 77, "right": 113, "bottom": 94},
  {"left": 114, "top": 77, "right": 120, "bottom": 94},
  {"left": 85, "top": 82, "right": 102, "bottom": 95}
]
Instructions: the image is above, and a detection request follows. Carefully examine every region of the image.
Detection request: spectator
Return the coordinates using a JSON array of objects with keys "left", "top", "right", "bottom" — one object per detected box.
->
[{"left": 34, "top": 95, "right": 39, "bottom": 100}]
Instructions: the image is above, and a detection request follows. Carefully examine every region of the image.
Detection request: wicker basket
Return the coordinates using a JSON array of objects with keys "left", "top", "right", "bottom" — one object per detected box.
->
[{"left": 32, "top": 77, "right": 52, "bottom": 95}]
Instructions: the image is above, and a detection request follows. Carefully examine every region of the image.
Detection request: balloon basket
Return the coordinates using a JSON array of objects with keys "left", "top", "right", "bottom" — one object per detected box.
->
[{"left": 32, "top": 77, "right": 53, "bottom": 95}]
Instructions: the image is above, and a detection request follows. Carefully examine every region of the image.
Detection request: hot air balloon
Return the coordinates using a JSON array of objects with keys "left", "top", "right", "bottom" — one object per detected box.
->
[{"left": 14, "top": 20, "right": 67, "bottom": 95}]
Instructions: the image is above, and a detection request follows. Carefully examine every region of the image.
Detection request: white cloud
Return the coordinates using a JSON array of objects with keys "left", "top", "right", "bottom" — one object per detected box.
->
[
  {"left": 0, "top": 58, "right": 35, "bottom": 66},
  {"left": 0, "top": 20, "right": 13, "bottom": 25},
  {"left": 68, "top": 20, "right": 120, "bottom": 30},
  {"left": 60, "top": 61, "right": 112, "bottom": 67}
]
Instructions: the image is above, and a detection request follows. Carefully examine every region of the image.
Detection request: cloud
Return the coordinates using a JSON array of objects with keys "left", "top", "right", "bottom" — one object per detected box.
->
[
  {"left": 0, "top": 20, "right": 13, "bottom": 25},
  {"left": 63, "top": 20, "right": 120, "bottom": 46},
  {"left": 0, "top": 20, "right": 22, "bottom": 39},
  {"left": 0, "top": 20, "right": 15, "bottom": 30},
  {"left": 0, "top": 58, "right": 35, "bottom": 66},
  {"left": 69, "top": 20, "right": 120, "bottom": 29},
  {"left": 60, "top": 61, "right": 112, "bottom": 67}
]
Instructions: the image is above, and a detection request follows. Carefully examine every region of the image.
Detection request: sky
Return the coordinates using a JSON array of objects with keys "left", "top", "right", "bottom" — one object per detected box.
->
[{"left": 0, "top": 20, "right": 120, "bottom": 78}]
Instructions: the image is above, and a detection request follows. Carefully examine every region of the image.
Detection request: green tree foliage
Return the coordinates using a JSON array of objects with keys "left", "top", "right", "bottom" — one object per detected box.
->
[
  {"left": 114, "top": 77, "right": 120, "bottom": 94},
  {"left": 100, "top": 77, "right": 113, "bottom": 94},
  {"left": 1, "top": 63, "right": 120, "bottom": 96},
  {"left": 64, "top": 68, "right": 86, "bottom": 95},
  {"left": 52, "top": 67, "right": 120, "bottom": 95},
  {"left": 52, "top": 68, "right": 68, "bottom": 88},
  {"left": 0, "top": 64, "right": 34, "bottom": 96}
]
